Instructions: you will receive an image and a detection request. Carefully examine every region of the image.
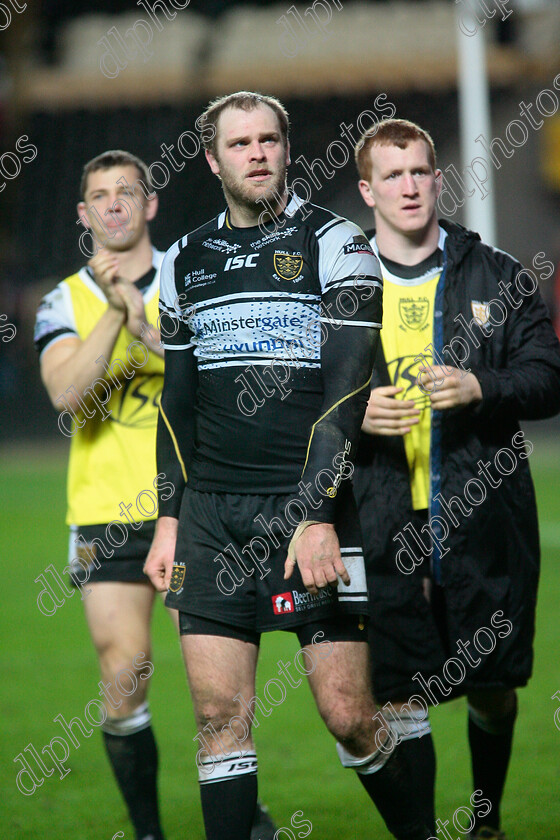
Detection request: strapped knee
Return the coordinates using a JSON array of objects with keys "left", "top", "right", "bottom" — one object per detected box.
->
[
  {"left": 101, "top": 701, "right": 151, "bottom": 736},
  {"left": 386, "top": 708, "right": 431, "bottom": 742},
  {"left": 336, "top": 739, "right": 393, "bottom": 775}
]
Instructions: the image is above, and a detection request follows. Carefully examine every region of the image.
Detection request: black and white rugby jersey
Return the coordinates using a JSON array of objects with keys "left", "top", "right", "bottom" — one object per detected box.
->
[{"left": 157, "top": 196, "right": 383, "bottom": 520}]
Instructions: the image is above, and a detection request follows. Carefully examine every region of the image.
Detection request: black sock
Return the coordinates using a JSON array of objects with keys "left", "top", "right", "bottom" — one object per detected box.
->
[
  {"left": 356, "top": 744, "right": 432, "bottom": 840},
  {"left": 468, "top": 698, "right": 517, "bottom": 831},
  {"left": 397, "top": 735, "right": 436, "bottom": 835},
  {"left": 200, "top": 774, "right": 258, "bottom": 840},
  {"left": 102, "top": 726, "right": 163, "bottom": 840}
]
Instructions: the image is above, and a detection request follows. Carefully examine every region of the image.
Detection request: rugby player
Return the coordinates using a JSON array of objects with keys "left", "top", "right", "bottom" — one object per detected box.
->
[
  {"left": 34, "top": 150, "right": 275, "bottom": 840},
  {"left": 353, "top": 118, "right": 560, "bottom": 840},
  {"left": 145, "top": 92, "right": 431, "bottom": 840}
]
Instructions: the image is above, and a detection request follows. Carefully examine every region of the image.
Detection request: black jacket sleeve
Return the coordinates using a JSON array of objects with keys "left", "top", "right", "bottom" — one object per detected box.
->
[{"left": 469, "top": 252, "right": 560, "bottom": 422}]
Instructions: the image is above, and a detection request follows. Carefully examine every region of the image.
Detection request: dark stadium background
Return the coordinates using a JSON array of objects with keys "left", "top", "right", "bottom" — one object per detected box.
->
[
  {"left": 1, "top": 0, "right": 559, "bottom": 442},
  {"left": 1, "top": 5, "right": 559, "bottom": 837}
]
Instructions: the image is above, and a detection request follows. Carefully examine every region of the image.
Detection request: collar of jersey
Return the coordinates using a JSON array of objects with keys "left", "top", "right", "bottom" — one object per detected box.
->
[
  {"left": 371, "top": 226, "right": 447, "bottom": 287},
  {"left": 221, "top": 192, "right": 304, "bottom": 231}
]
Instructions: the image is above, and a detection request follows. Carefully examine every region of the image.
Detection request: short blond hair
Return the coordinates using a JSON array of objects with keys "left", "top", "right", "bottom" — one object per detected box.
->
[
  {"left": 198, "top": 91, "right": 290, "bottom": 155},
  {"left": 355, "top": 119, "right": 437, "bottom": 182}
]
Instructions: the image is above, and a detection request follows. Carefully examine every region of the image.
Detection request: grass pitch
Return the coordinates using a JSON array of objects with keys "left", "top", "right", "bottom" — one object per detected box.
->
[{"left": 1, "top": 437, "right": 559, "bottom": 840}]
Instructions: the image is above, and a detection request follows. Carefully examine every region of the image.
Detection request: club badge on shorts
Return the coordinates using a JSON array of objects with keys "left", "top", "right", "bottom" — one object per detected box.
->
[{"left": 169, "top": 563, "right": 186, "bottom": 593}]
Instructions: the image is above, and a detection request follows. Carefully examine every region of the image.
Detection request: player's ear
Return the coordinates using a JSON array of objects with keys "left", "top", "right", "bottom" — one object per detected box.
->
[
  {"left": 144, "top": 192, "right": 159, "bottom": 222},
  {"left": 358, "top": 179, "right": 376, "bottom": 209},
  {"left": 205, "top": 148, "right": 220, "bottom": 177},
  {"left": 77, "top": 202, "right": 91, "bottom": 228},
  {"left": 434, "top": 169, "right": 443, "bottom": 199}
]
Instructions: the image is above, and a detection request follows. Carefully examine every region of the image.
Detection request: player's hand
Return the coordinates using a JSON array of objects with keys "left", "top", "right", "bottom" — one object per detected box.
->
[
  {"left": 361, "top": 385, "right": 420, "bottom": 436},
  {"left": 116, "top": 278, "right": 148, "bottom": 338},
  {"left": 88, "top": 252, "right": 127, "bottom": 313},
  {"left": 419, "top": 366, "right": 482, "bottom": 410},
  {"left": 284, "top": 523, "right": 350, "bottom": 596},
  {"left": 144, "top": 517, "right": 178, "bottom": 592}
]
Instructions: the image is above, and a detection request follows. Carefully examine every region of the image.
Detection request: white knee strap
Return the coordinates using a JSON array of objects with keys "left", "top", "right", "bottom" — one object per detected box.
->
[
  {"left": 101, "top": 701, "right": 151, "bottom": 736},
  {"left": 336, "top": 739, "right": 392, "bottom": 775},
  {"left": 387, "top": 708, "right": 431, "bottom": 742}
]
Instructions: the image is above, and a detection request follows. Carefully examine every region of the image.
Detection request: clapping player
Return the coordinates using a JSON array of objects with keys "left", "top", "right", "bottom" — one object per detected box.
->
[{"left": 35, "top": 151, "right": 167, "bottom": 840}]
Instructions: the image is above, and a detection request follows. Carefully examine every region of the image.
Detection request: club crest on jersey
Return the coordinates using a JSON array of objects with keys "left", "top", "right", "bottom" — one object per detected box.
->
[
  {"left": 471, "top": 300, "right": 491, "bottom": 326},
  {"left": 398, "top": 298, "right": 430, "bottom": 331},
  {"left": 273, "top": 251, "right": 303, "bottom": 281},
  {"left": 169, "top": 563, "right": 186, "bottom": 593}
]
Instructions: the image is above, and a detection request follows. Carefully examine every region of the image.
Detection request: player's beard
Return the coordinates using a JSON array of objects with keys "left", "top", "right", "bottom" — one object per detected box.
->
[{"left": 218, "top": 158, "right": 288, "bottom": 219}]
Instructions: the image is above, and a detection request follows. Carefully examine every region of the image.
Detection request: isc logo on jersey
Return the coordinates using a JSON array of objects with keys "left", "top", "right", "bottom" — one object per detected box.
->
[{"left": 224, "top": 253, "right": 259, "bottom": 271}]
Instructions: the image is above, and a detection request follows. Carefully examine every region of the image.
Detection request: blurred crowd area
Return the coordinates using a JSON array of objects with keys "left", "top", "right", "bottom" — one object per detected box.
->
[{"left": 0, "top": 0, "right": 559, "bottom": 440}]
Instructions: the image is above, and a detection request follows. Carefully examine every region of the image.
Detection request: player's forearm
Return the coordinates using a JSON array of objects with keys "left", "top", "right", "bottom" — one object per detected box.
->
[
  {"left": 153, "top": 515, "right": 179, "bottom": 537},
  {"left": 43, "top": 307, "right": 126, "bottom": 411},
  {"left": 156, "top": 407, "right": 187, "bottom": 517},
  {"left": 301, "top": 326, "right": 379, "bottom": 522},
  {"left": 156, "top": 346, "right": 198, "bottom": 516}
]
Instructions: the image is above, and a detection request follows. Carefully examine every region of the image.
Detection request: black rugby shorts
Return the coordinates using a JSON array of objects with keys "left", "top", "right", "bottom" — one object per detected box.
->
[
  {"left": 166, "top": 487, "right": 368, "bottom": 635},
  {"left": 67, "top": 521, "right": 156, "bottom": 585}
]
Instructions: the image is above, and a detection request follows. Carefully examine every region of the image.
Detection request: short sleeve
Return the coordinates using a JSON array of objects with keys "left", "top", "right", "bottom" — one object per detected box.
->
[
  {"left": 34, "top": 282, "right": 77, "bottom": 356},
  {"left": 318, "top": 218, "right": 382, "bottom": 306},
  {"left": 159, "top": 238, "right": 193, "bottom": 351}
]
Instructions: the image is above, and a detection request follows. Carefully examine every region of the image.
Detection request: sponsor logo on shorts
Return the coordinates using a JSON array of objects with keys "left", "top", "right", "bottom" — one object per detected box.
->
[
  {"left": 272, "top": 588, "right": 333, "bottom": 616},
  {"left": 272, "top": 592, "right": 294, "bottom": 615},
  {"left": 169, "top": 562, "right": 186, "bottom": 593},
  {"left": 292, "top": 588, "right": 334, "bottom": 610}
]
